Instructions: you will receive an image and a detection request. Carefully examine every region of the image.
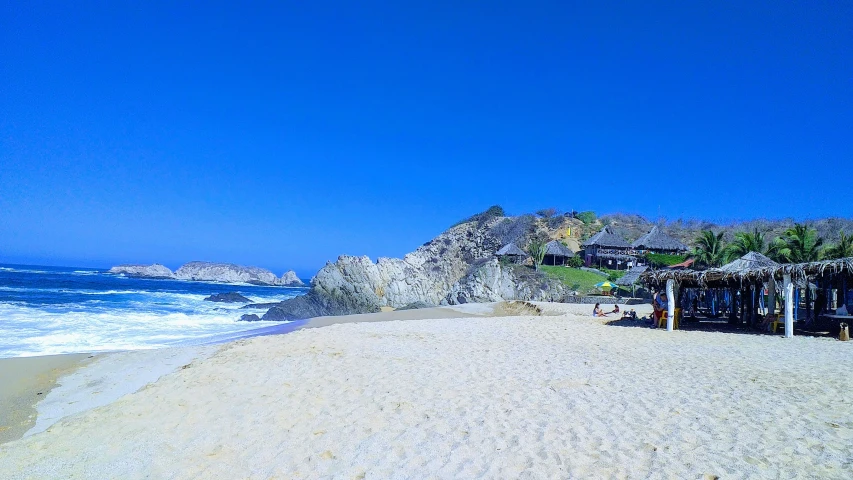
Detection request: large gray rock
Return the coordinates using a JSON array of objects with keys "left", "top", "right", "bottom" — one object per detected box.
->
[
  {"left": 203, "top": 292, "right": 252, "bottom": 303},
  {"left": 108, "top": 264, "right": 174, "bottom": 279},
  {"left": 174, "top": 262, "right": 281, "bottom": 286},
  {"left": 443, "top": 259, "right": 569, "bottom": 305},
  {"left": 261, "top": 214, "right": 546, "bottom": 320},
  {"left": 279, "top": 270, "right": 305, "bottom": 287}
]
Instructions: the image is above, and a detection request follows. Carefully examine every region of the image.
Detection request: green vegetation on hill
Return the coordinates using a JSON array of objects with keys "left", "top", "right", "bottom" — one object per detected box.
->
[
  {"left": 452, "top": 205, "right": 506, "bottom": 227},
  {"left": 599, "top": 268, "right": 628, "bottom": 282},
  {"left": 540, "top": 266, "right": 607, "bottom": 294}
]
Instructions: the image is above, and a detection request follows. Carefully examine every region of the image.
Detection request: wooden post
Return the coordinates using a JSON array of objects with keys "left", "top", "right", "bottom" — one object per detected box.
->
[
  {"left": 767, "top": 276, "right": 776, "bottom": 316},
  {"left": 666, "top": 279, "right": 675, "bottom": 332},
  {"left": 784, "top": 274, "right": 794, "bottom": 338}
]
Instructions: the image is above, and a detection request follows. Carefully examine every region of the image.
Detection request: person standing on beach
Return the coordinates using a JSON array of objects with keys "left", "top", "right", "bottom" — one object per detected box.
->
[{"left": 653, "top": 292, "right": 667, "bottom": 327}]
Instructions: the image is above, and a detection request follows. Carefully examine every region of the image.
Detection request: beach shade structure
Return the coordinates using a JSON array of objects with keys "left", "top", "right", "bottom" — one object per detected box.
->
[
  {"left": 718, "top": 251, "right": 779, "bottom": 273},
  {"left": 594, "top": 281, "right": 618, "bottom": 293},
  {"left": 542, "top": 240, "right": 575, "bottom": 266},
  {"left": 615, "top": 265, "right": 648, "bottom": 297},
  {"left": 631, "top": 226, "right": 690, "bottom": 253},
  {"left": 495, "top": 242, "right": 529, "bottom": 264}
]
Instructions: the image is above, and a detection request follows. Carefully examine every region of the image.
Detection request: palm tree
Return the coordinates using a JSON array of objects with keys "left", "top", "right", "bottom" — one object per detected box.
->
[
  {"left": 775, "top": 224, "right": 825, "bottom": 263},
  {"left": 692, "top": 230, "right": 726, "bottom": 267},
  {"left": 527, "top": 239, "right": 547, "bottom": 271},
  {"left": 824, "top": 231, "right": 853, "bottom": 260},
  {"left": 723, "top": 228, "right": 766, "bottom": 262}
]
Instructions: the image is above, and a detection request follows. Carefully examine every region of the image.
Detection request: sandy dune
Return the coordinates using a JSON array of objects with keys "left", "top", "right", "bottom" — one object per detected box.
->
[{"left": 1, "top": 303, "right": 851, "bottom": 479}]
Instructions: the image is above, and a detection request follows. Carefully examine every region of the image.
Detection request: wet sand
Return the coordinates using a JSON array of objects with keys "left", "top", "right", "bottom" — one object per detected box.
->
[{"left": 0, "top": 353, "right": 91, "bottom": 444}]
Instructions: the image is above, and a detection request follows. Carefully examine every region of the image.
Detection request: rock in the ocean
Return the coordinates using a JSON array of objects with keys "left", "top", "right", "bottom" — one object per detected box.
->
[
  {"left": 204, "top": 292, "right": 252, "bottom": 303},
  {"left": 240, "top": 302, "right": 281, "bottom": 309},
  {"left": 279, "top": 270, "right": 305, "bottom": 287},
  {"left": 108, "top": 264, "right": 174, "bottom": 279},
  {"left": 238, "top": 314, "right": 262, "bottom": 322},
  {"left": 175, "top": 262, "right": 281, "bottom": 286}
]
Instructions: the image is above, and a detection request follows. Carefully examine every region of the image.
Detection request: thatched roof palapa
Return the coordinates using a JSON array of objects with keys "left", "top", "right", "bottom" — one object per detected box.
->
[
  {"left": 615, "top": 265, "right": 648, "bottom": 286},
  {"left": 495, "top": 242, "right": 528, "bottom": 257},
  {"left": 717, "top": 251, "right": 778, "bottom": 273},
  {"left": 582, "top": 226, "right": 630, "bottom": 248},
  {"left": 630, "top": 226, "right": 689, "bottom": 252},
  {"left": 641, "top": 254, "right": 853, "bottom": 288},
  {"left": 544, "top": 240, "right": 574, "bottom": 258}
]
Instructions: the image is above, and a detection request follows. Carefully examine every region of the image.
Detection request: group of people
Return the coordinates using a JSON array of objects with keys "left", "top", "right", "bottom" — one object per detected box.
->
[
  {"left": 592, "top": 303, "right": 637, "bottom": 319},
  {"left": 651, "top": 291, "right": 668, "bottom": 328}
]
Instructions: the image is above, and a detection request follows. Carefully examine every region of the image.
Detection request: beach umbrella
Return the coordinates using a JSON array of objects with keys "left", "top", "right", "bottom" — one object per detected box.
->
[{"left": 594, "top": 281, "right": 617, "bottom": 291}]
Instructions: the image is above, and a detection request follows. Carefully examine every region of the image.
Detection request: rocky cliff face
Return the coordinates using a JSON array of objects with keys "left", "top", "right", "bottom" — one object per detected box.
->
[
  {"left": 262, "top": 214, "right": 553, "bottom": 320},
  {"left": 443, "top": 259, "right": 569, "bottom": 305},
  {"left": 175, "top": 262, "right": 282, "bottom": 285},
  {"left": 108, "top": 264, "right": 174, "bottom": 279},
  {"left": 279, "top": 270, "right": 305, "bottom": 287}
]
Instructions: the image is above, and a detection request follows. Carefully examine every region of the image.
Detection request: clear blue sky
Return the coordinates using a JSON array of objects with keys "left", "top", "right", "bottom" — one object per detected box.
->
[{"left": 1, "top": 2, "right": 851, "bottom": 276}]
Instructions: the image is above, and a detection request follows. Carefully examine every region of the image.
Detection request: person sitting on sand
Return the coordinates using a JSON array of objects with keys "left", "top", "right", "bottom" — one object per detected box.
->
[
  {"left": 592, "top": 303, "right": 608, "bottom": 317},
  {"left": 611, "top": 305, "right": 620, "bottom": 315}
]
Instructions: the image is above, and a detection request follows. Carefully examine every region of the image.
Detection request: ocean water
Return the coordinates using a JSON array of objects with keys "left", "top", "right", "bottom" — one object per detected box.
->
[{"left": 0, "top": 264, "right": 309, "bottom": 358}]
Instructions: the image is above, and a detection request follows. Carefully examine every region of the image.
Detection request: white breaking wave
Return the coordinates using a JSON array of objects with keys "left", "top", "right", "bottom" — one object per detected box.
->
[{"left": 0, "top": 302, "right": 284, "bottom": 358}]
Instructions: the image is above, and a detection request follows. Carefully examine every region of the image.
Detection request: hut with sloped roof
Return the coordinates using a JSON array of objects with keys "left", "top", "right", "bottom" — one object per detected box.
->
[
  {"left": 615, "top": 265, "right": 648, "bottom": 297},
  {"left": 543, "top": 240, "right": 575, "bottom": 266},
  {"left": 495, "top": 242, "right": 529, "bottom": 264},
  {"left": 631, "top": 226, "right": 689, "bottom": 254},
  {"left": 581, "top": 226, "right": 633, "bottom": 270}
]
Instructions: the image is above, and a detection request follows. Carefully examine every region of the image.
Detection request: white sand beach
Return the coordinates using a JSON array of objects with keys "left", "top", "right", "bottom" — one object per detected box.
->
[{"left": 1, "top": 302, "right": 852, "bottom": 479}]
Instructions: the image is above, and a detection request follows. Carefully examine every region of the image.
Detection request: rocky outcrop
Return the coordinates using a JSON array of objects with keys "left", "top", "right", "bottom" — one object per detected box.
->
[
  {"left": 175, "top": 262, "right": 282, "bottom": 286},
  {"left": 204, "top": 292, "right": 252, "bottom": 303},
  {"left": 239, "top": 314, "right": 262, "bottom": 322},
  {"left": 108, "top": 264, "right": 174, "bottom": 279},
  {"left": 443, "top": 259, "right": 569, "bottom": 305},
  {"left": 279, "top": 270, "right": 305, "bottom": 287},
  {"left": 108, "top": 261, "right": 304, "bottom": 287},
  {"left": 260, "top": 212, "right": 548, "bottom": 320},
  {"left": 396, "top": 301, "right": 435, "bottom": 311}
]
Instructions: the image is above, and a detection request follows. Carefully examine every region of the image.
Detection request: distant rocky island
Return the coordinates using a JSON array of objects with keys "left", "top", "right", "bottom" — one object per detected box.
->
[{"left": 108, "top": 262, "right": 305, "bottom": 287}]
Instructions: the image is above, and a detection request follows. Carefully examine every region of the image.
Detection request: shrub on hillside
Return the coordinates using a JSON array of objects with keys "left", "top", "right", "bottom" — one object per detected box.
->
[
  {"left": 489, "top": 214, "right": 536, "bottom": 246},
  {"left": 576, "top": 211, "right": 597, "bottom": 225},
  {"left": 452, "top": 205, "right": 506, "bottom": 227}
]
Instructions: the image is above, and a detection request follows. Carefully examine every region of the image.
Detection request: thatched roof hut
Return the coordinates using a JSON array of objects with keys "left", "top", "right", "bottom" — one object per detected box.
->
[
  {"left": 630, "top": 226, "right": 689, "bottom": 252},
  {"left": 496, "top": 242, "right": 528, "bottom": 258},
  {"left": 718, "top": 251, "right": 778, "bottom": 273},
  {"left": 542, "top": 240, "right": 574, "bottom": 266},
  {"left": 544, "top": 241, "right": 574, "bottom": 258},
  {"left": 582, "top": 226, "right": 630, "bottom": 249},
  {"left": 615, "top": 265, "right": 648, "bottom": 286}
]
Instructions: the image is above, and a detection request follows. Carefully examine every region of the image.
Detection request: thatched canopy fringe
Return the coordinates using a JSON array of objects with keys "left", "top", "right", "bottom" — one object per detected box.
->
[{"left": 641, "top": 256, "right": 853, "bottom": 288}]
